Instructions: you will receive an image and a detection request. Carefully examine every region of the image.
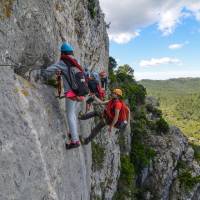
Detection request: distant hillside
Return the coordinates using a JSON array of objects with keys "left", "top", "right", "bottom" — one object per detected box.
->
[{"left": 140, "top": 78, "right": 200, "bottom": 143}]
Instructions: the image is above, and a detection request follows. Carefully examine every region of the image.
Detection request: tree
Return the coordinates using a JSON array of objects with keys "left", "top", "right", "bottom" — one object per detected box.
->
[
  {"left": 115, "top": 64, "right": 134, "bottom": 83},
  {"left": 117, "top": 64, "right": 134, "bottom": 77},
  {"left": 109, "top": 56, "right": 117, "bottom": 72}
]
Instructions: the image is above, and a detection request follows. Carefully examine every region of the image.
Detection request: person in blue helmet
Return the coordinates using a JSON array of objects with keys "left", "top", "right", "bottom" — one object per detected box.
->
[{"left": 41, "top": 42, "right": 84, "bottom": 149}]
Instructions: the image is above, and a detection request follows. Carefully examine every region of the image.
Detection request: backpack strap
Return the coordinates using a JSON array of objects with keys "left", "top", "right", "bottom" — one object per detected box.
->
[
  {"left": 60, "top": 55, "right": 79, "bottom": 92},
  {"left": 60, "top": 54, "right": 84, "bottom": 72}
]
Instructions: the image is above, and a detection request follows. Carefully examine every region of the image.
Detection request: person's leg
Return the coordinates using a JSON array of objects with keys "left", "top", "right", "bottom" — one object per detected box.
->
[
  {"left": 101, "top": 79, "right": 104, "bottom": 89},
  {"left": 83, "top": 119, "right": 107, "bottom": 144},
  {"left": 65, "top": 98, "right": 79, "bottom": 142},
  {"left": 86, "top": 96, "right": 95, "bottom": 104},
  {"left": 104, "top": 77, "right": 108, "bottom": 90},
  {"left": 78, "top": 110, "right": 99, "bottom": 120}
]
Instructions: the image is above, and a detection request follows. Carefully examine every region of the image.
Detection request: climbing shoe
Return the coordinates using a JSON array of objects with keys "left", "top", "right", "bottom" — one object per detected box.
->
[
  {"left": 65, "top": 141, "right": 80, "bottom": 150},
  {"left": 79, "top": 136, "right": 90, "bottom": 145},
  {"left": 78, "top": 111, "right": 84, "bottom": 119},
  {"left": 68, "top": 132, "right": 72, "bottom": 140},
  {"left": 62, "top": 133, "right": 72, "bottom": 143}
]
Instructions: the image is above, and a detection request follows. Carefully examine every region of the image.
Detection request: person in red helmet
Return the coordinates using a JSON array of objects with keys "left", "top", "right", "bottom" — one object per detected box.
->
[{"left": 99, "top": 70, "right": 108, "bottom": 90}]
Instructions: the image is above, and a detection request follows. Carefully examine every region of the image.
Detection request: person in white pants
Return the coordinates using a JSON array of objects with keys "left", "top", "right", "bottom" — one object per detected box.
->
[{"left": 41, "top": 42, "right": 84, "bottom": 149}]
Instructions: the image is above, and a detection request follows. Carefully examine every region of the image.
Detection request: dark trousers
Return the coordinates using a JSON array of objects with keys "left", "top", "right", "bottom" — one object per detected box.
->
[
  {"left": 101, "top": 78, "right": 108, "bottom": 90},
  {"left": 79, "top": 111, "right": 107, "bottom": 143}
]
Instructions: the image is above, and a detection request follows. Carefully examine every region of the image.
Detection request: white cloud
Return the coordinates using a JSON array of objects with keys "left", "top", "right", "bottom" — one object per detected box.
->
[
  {"left": 158, "top": 7, "right": 183, "bottom": 36},
  {"left": 185, "top": 1, "right": 200, "bottom": 21},
  {"left": 168, "top": 41, "right": 189, "bottom": 49},
  {"left": 168, "top": 43, "right": 184, "bottom": 49},
  {"left": 99, "top": 0, "right": 200, "bottom": 43},
  {"left": 139, "top": 57, "right": 181, "bottom": 67},
  {"left": 109, "top": 31, "right": 139, "bottom": 44},
  {"left": 135, "top": 70, "right": 200, "bottom": 80}
]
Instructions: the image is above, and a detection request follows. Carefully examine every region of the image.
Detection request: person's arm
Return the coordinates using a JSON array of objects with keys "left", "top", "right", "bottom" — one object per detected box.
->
[
  {"left": 108, "top": 108, "right": 120, "bottom": 133},
  {"left": 127, "top": 107, "right": 130, "bottom": 124},
  {"left": 41, "top": 63, "right": 60, "bottom": 79},
  {"left": 93, "top": 95, "right": 109, "bottom": 105}
]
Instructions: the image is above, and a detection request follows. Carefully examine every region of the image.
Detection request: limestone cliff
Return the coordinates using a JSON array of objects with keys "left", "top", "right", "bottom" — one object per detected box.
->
[
  {"left": 0, "top": 1, "right": 115, "bottom": 200},
  {"left": 1, "top": 1, "right": 200, "bottom": 200}
]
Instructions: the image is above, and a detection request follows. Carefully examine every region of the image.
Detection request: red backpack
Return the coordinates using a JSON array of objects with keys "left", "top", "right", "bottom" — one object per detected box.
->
[{"left": 105, "top": 99, "right": 129, "bottom": 123}]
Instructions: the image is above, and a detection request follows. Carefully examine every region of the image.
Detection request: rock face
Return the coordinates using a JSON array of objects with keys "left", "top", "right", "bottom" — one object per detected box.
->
[
  {"left": 0, "top": 1, "right": 118, "bottom": 200},
  {"left": 1, "top": 1, "right": 200, "bottom": 200},
  {"left": 0, "top": 0, "right": 108, "bottom": 74},
  {"left": 138, "top": 102, "right": 200, "bottom": 200}
]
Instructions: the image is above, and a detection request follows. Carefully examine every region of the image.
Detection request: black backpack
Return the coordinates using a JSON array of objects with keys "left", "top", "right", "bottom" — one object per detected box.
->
[{"left": 61, "top": 58, "right": 89, "bottom": 96}]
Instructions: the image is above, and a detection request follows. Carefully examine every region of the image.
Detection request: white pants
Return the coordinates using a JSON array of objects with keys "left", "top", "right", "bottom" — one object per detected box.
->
[{"left": 65, "top": 98, "right": 79, "bottom": 141}]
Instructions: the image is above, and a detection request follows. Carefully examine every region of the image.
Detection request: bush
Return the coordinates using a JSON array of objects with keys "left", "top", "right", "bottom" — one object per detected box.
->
[
  {"left": 88, "top": 0, "right": 96, "bottom": 19},
  {"left": 190, "top": 143, "right": 200, "bottom": 163},
  {"left": 92, "top": 142, "right": 105, "bottom": 171},
  {"left": 155, "top": 117, "right": 169, "bottom": 134},
  {"left": 146, "top": 104, "right": 162, "bottom": 117},
  {"left": 179, "top": 170, "right": 200, "bottom": 191},
  {"left": 131, "top": 141, "right": 155, "bottom": 174},
  {"left": 177, "top": 160, "right": 200, "bottom": 191},
  {"left": 113, "top": 155, "right": 135, "bottom": 200},
  {"left": 131, "top": 116, "right": 156, "bottom": 174}
]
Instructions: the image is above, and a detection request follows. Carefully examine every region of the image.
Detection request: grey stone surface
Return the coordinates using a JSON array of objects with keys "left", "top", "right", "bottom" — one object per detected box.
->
[
  {"left": 140, "top": 125, "right": 200, "bottom": 200},
  {"left": 0, "top": 0, "right": 108, "bottom": 75},
  {"left": 0, "top": 67, "right": 121, "bottom": 200},
  {"left": 1, "top": 1, "right": 200, "bottom": 200},
  {"left": 0, "top": 1, "right": 115, "bottom": 200},
  {"left": 0, "top": 67, "right": 92, "bottom": 200}
]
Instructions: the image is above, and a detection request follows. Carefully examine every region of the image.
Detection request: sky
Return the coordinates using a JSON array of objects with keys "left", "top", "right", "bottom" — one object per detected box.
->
[{"left": 99, "top": 0, "right": 200, "bottom": 80}]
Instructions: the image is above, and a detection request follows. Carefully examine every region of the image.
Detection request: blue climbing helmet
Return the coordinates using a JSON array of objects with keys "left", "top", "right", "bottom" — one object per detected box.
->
[
  {"left": 91, "top": 72, "right": 99, "bottom": 81},
  {"left": 60, "top": 42, "right": 73, "bottom": 53}
]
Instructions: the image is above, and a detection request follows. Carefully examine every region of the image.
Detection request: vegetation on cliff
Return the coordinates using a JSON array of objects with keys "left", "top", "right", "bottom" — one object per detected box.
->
[{"left": 109, "top": 57, "right": 169, "bottom": 199}]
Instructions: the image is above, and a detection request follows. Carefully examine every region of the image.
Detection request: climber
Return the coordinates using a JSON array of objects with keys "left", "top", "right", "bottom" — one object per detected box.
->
[
  {"left": 84, "top": 67, "right": 90, "bottom": 83},
  {"left": 85, "top": 72, "right": 105, "bottom": 112},
  {"left": 99, "top": 69, "right": 108, "bottom": 90},
  {"left": 78, "top": 88, "right": 130, "bottom": 145},
  {"left": 41, "top": 42, "right": 85, "bottom": 149},
  {"left": 92, "top": 71, "right": 100, "bottom": 82}
]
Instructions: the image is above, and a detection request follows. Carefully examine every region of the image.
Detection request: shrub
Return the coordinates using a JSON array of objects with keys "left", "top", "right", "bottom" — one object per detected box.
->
[
  {"left": 155, "top": 117, "right": 169, "bottom": 134},
  {"left": 146, "top": 104, "right": 162, "bottom": 117},
  {"left": 92, "top": 142, "right": 105, "bottom": 171},
  {"left": 190, "top": 143, "right": 200, "bottom": 163},
  {"left": 179, "top": 170, "right": 200, "bottom": 191},
  {"left": 131, "top": 116, "right": 156, "bottom": 174},
  {"left": 88, "top": 0, "right": 96, "bottom": 19},
  {"left": 113, "top": 155, "right": 135, "bottom": 200}
]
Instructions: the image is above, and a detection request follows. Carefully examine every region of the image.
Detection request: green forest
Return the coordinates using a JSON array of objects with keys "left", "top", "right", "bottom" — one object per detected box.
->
[{"left": 140, "top": 78, "right": 200, "bottom": 144}]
